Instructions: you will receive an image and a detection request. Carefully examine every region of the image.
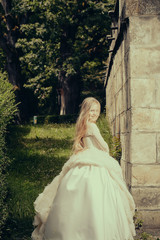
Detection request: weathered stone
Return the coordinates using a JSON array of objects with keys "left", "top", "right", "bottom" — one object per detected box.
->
[
  {"left": 125, "top": 109, "right": 131, "bottom": 132},
  {"left": 120, "top": 134, "right": 125, "bottom": 159},
  {"left": 157, "top": 134, "right": 160, "bottom": 163},
  {"left": 124, "top": 80, "right": 131, "bottom": 111},
  {"left": 105, "top": 0, "right": 160, "bottom": 234},
  {"left": 120, "top": 158, "right": 126, "bottom": 180},
  {"left": 115, "top": 115, "right": 120, "bottom": 134},
  {"left": 124, "top": 51, "right": 131, "bottom": 85},
  {"left": 121, "top": 59, "right": 126, "bottom": 87},
  {"left": 116, "top": 68, "right": 123, "bottom": 93},
  {"left": 130, "top": 132, "right": 156, "bottom": 164},
  {"left": 132, "top": 187, "right": 160, "bottom": 209},
  {"left": 129, "top": 16, "right": 160, "bottom": 46},
  {"left": 120, "top": 112, "right": 126, "bottom": 133},
  {"left": 130, "top": 47, "right": 160, "bottom": 79},
  {"left": 138, "top": 210, "right": 160, "bottom": 230},
  {"left": 131, "top": 78, "right": 156, "bottom": 108},
  {"left": 132, "top": 108, "right": 160, "bottom": 132},
  {"left": 125, "top": 0, "right": 160, "bottom": 16},
  {"left": 155, "top": 78, "right": 160, "bottom": 108},
  {"left": 125, "top": 162, "right": 132, "bottom": 188},
  {"left": 115, "top": 90, "right": 122, "bottom": 116},
  {"left": 132, "top": 164, "right": 160, "bottom": 186},
  {"left": 121, "top": 84, "right": 126, "bottom": 112}
]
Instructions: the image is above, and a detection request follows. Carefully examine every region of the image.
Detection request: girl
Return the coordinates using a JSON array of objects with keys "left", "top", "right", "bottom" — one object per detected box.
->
[{"left": 32, "top": 97, "right": 136, "bottom": 240}]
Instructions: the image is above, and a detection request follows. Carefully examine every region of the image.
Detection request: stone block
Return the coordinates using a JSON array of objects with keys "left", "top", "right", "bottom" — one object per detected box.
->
[
  {"left": 155, "top": 77, "right": 160, "bottom": 108},
  {"left": 125, "top": 0, "right": 160, "bottom": 16},
  {"left": 130, "top": 47, "right": 160, "bottom": 79},
  {"left": 120, "top": 112, "right": 126, "bottom": 133},
  {"left": 120, "top": 132, "right": 131, "bottom": 162},
  {"left": 125, "top": 133, "right": 131, "bottom": 160},
  {"left": 120, "top": 158, "right": 126, "bottom": 180},
  {"left": 126, "top": 109, "right": 131, "bottom": 132},
  {"left": 120, "top": 89, "right": 125, "bottom": 115},
  {"left": 121, "top": 59, "right": 126, "bottom": 87},
  {"left": 106, "top": 90, "right": 111, "bottom": 109},
  {"left": 130, "top": 132, "right": 156, "bottom": 164},
  {"left": 129, "top": 16, "right": 160, "bottom": 46},
  {"left": 121, "top": 84, "right": 126, "bottom": 113},
  {"left": 116, "top": 68, "right": 123, "bottom": 93},
  {"left": 122, "top": 81, "right": 130, "bottom": 111},
  {"left": 132, "top": 187, "right": 160, "bottom": 209},
  {"left": 138, "top": 210, "right": 160, "bottom": 230},
  {"left": 107, "top": 101, "right": 115, "bottom": 123},
  {"left": 106, "top": 108, "right": 112, "bottom": 124},
  {"left": 125, "top": 162, "right": 132, "bottom": 188},
  {"left": 120, "top": 110, "right": 131, "bottom": 133},
  {"left": 157, "top": 134, "right": 160, "bottom": 163},
  {"left": 111, "top": 119, "right": 116, "bottom": 136},
  {"left": 123, "top": 80, "right": 131, "bottom": 111},
  {"left": 124, "top": 51, "right": 131, "bottom": 84},
  {"left": 132, "top": 164, "right": 160, "bottom": 187},
  {"left": 115, "top": 90, "right": 122, "bottom": 116},
  {"left": 131, "top": 78, "right": 156, "bottom": 108},
  {"left": 115, "top": 115, "right": 120, "bottom": 134},
  {"left": 110, "top": 79, "right": 115, "bottom": 104},
  {"left": 132, "top": 108, "right": 160, "bottom": 132},
  {"left": 124, "top": 30, "right": 130, "bottom": 55},
  {"left": 120, "top": 134, "right": 125, "bottom": 159}
]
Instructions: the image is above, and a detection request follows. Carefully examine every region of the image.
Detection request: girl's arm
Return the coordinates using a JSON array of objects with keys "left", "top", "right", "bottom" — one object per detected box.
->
[{"left": 89, "top": 123, "right": 109, "bottom": 153}]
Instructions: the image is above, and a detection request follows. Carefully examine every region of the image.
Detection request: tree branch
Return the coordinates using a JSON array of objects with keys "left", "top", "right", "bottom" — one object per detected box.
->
[{"left": 1, "top": 0, "right": 11, "bottom": 15}]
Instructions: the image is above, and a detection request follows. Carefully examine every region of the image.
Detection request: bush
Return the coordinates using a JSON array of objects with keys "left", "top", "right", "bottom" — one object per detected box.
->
[
  {"left": 0, "top": 71, "right": 17, "bottom": 238},
  {"left": 30, "top": 114, "right": 78, "bottom": 124}
]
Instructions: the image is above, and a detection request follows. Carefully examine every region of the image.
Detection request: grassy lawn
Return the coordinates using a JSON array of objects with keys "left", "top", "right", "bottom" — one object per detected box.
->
[{"left": 4, "top": 115, "right": 113, "bottom": 240}]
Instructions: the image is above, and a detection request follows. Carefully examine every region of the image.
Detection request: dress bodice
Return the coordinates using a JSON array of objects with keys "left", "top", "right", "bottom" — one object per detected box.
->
[{"left": 83, "top": 122, "right": 109, "bottom": 153}]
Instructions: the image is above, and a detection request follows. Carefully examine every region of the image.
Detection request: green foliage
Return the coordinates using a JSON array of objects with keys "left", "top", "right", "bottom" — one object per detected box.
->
[
  {"left": 0, "top": 71, "right": 17, "bottom": 238},
  {"left": 4, "top": 114, "right": 117, "bottom": 239},
  {"left": 13, "top": 0, "right": 114, "bottom": 114},
  {"left": 0, "top": 49, "right": 5, "bottom": 71},
  {"left": 134, "top": 211, "right": 159, "bottom": 240},
  {"left": 4, "top": 123, "right": 75, "bottom": 239},
  {"left": 97, "top": 114, "right": 122, "bottom": 161},
  {"left": 110, "top": 136, "right": 122, "bottom": 163},
  {"left": 30, "top": 114, "right": 78, "bottom": 124}
]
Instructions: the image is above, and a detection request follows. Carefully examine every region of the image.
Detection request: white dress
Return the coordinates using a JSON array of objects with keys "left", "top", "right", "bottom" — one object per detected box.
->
[{"left": 32, "top": 123, "right": 136, "bottom": 240}]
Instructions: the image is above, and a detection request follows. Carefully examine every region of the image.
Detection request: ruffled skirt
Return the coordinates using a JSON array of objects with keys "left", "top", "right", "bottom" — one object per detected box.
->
[{"left": 31, "top": 148, "right": 136, "bottom": 240}]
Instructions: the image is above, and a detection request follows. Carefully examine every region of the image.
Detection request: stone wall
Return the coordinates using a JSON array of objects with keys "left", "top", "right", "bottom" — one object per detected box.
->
[{"left": 105, "top": 0, "right": 160, "bottom": 235}]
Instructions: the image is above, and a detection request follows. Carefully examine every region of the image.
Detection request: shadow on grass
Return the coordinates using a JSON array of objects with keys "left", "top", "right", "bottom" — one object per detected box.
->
[
  {"left": 8, "top": 137, "right": 72, "bottom": 171},
  {"left": 5, "top": 124, "right": 74, "bottom": 240},
  {"left": 2, "top": 216, "right": 33, "bottom": 240}
]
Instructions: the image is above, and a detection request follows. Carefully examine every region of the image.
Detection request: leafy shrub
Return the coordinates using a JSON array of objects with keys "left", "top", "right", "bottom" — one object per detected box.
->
[
  {"left": 30, "top": 114, "right": 78, "bottom": 124},
  {"left": 97, "top": 114, "right": 122, "bottom": 162},
  {"left": 134, "top": 211, "right": 159, "bottom": 240},
  {"left": 110, "top": 136, "right": 122, "bottom": 163},
  {"left": 0, "top": 71, "right": 17, "bottom": 238}
]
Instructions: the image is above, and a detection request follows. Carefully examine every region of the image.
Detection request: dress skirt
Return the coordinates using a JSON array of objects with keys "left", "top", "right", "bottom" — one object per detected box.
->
[{"left": 32, "top": 148, "right": 136, "bottom": 240}]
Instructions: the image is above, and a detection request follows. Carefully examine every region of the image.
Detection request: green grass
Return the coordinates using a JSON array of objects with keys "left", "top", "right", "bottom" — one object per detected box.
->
[{"left": 3, "top": 115, "right": 115, "bottom": 240}]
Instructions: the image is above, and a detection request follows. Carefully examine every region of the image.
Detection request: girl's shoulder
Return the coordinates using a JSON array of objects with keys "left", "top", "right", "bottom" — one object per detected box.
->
[{"left": 86, "top": 122, "right": 99, "bottom": 133}]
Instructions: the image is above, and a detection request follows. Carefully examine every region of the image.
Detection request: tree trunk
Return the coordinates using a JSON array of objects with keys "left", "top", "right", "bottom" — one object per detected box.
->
[
  {"left": 1, "top": 46, "right": 29, "bottom": 122},
  {"left": 58, "top": 71, "right": 81, "bottom": 115},
  {"left": 0, "top": 0, "right": 29, "bottom": 122}
]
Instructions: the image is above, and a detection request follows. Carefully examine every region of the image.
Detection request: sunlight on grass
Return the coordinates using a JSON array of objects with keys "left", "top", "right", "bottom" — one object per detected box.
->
[
  {"left": 4, "top": 116, "right": 116, "bottom": 240},
  {"left": 5, "top": 123, "right": 75, "bottom": 239}
]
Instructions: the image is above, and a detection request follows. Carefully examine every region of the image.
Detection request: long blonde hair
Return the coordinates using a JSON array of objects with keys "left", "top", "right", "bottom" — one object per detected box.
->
[{"left": 72, "top": 97, "right": 100, "bottom": 154}]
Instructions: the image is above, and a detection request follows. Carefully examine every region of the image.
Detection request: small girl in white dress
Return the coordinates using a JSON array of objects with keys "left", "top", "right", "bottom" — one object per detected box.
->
[{"left": 32, "top": 97, "right": 136, "bottom": 240}]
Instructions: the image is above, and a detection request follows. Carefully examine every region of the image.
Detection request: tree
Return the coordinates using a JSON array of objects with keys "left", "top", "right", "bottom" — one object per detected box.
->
[
  {"left": 0, "top": 0, "right": 30, "bottom": 122},
  {"left": 0, "top": 0, "right": 114, "bottom": 117},
  {"left": 0, "top": 71, "right": 17, "bottom": 237},
  {"left": 16, "top": 0, "right": 114, "bottom": 115}
]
